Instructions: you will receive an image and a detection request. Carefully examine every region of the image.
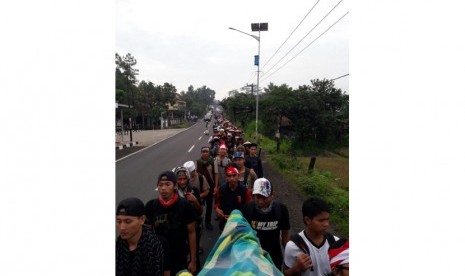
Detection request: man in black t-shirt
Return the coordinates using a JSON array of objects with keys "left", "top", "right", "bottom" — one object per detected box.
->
[
  {"left": 145, "top": 171, "right": 197, "bottom": 276},
  {"left": 174, "top": 166, "right": 203, "bottom": 274},
  {"left": 215, "top": 165, "right": 253, "bottom": 231},
  {"left": 242, "top": 178, "right": 291, "bottom": 270}
]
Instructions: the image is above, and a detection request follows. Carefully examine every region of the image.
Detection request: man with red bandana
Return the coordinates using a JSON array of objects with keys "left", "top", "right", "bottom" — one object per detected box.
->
[
  {"left": 214, "top": 165, "right": 252, "bottom": 231},
  {"left": 145, "top": 170, "right": 197, "bottom": 276}
]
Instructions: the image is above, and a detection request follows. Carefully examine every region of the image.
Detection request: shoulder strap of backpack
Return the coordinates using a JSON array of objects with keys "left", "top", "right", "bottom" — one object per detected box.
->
[
  {"left": 290, "top": 233, "right": 309, "bottom": 255},
  {"left": 273, "top": 202, "right": 282, "bottom": 222},
  {"left": 243, "top": 168, "right": 250, "bottom": 186},
  {"left": 199, "top": 174, "right": 204, "bottom": 192},
  {"left": 324, "top": 232, "right": 336, "bottom": 247}
]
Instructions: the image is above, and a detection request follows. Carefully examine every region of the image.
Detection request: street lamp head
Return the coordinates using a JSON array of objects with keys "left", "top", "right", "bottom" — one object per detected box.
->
[{"left": 251, "top": 22, "right": 268, "bottom": 32}]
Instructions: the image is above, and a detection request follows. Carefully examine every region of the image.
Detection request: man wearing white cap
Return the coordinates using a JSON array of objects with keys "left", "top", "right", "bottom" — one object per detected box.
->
[
  {"left": 183, "top": 160, "right": 209, "bottom": 204},
  {"left": 242, "top": 178, "right": 291, "bottom": 270}
]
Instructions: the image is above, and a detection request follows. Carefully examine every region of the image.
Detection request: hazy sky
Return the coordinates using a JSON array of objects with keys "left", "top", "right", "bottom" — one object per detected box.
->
[{"left": 116, "top": 0, "right": 349, "bottom": 100}]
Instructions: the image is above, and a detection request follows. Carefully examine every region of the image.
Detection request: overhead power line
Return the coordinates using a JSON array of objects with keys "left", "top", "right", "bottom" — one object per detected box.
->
[
  {"left": 261, "top": 11, "right": 349, "bottom": 82},
  {"left": 262, "top": 0, "right": 344, "bottom": 78},
  {"left": 330, "top": 74, "right": 349, "bottom": 81},
  {"left": 261, "top": 0, "right": 321, "bottom": 71}
]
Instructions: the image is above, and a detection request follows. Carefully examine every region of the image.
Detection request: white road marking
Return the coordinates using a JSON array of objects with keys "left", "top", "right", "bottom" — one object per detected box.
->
[
  {"left": 198, "top": 136, "right": 202, "bottom": 140},
  {"left": 188, "top": 145, "right": 195, "bottom": 152}
]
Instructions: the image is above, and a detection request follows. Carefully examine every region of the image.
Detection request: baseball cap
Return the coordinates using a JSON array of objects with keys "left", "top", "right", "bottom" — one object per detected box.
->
[
  {"left": 157, "top": 170, "right": 177, "bottom": 184},
  {"left": 225, "top": 166, "right": 239, "bottom": 175},
  {"left": 183, "top": 161, "right": 196, "bottom": 174},
  {"left": 116, "top": 197, "right": 145, "bottom": 216},
  {"left": 252, "top": 178, "right": 273, "bottom": 197},
  {"left": 233, "top": 151, "right": 244, "bottom": 159},
  {"left": 201, "top": 145, "right": 210, "bottom": 152},
  {"left": 174, "top": 166, "right": 190, "bottom": 179}
]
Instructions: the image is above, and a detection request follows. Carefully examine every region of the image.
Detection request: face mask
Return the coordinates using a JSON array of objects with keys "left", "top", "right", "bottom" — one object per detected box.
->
[{"left": 256, "top": 201, "right": 273, "bottom": 214}]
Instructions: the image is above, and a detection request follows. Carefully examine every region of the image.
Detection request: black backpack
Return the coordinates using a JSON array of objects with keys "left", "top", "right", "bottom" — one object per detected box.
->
[
  {"left": 238, "top": 168, "right": 251, "bottom": 188},
  {"left": 290, "top": 232, "right": 336, "bottom": 272}
]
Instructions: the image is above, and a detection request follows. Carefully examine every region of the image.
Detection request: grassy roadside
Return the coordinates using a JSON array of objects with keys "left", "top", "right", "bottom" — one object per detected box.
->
[{"left": 244, "top": 131, "right": 349, "bottom": 238}]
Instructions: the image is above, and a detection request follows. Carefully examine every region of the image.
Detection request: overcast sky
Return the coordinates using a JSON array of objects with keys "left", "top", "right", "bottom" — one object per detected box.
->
[{"left": 116, "top": 0, "right": 349, "bottom": 100}]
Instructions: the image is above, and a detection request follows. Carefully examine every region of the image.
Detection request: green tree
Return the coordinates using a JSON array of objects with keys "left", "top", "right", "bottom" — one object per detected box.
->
[
  {"left": 290, "top": 79, "right": 349, "bottom": 149},
  {"left": 261, "top": 84, "right": 296, "bottom": 151},
  {"left": 222, "top": 92, "right": 255, "bottom": 128},
  {"left": 116, "top": 52, "right": 139, "bottom": 130}
]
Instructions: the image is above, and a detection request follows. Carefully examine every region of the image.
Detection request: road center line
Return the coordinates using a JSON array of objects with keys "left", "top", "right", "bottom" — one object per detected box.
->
[
  {"left": 188, "top": 145, "right": 195, "bottom": 152},
  {"left": 198, "top": 136, "right": 202, "bottom": 140}
]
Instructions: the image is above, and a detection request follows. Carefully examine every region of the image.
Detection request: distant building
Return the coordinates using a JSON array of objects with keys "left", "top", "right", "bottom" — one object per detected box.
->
[{"left": 166, "top": 94, "right": 186, "bottom": 126}]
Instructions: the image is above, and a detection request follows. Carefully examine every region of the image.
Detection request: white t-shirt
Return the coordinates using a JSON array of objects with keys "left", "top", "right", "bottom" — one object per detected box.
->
[{"left": 284, "top": 231, "right": 339, "bottom": 276}]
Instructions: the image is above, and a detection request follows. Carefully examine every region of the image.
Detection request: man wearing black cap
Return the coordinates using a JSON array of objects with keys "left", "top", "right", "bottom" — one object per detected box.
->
[
  {"left": 245, "top": 142, "right": 263, "bottom": 178},
  {"left": 116, "top": 197, "right": 165, "bottom": 276},
  {"left": 145, "top": 171, "right": 198, "bottom": 275}
]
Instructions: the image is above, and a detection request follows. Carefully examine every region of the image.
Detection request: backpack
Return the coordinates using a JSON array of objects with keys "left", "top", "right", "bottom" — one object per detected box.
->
[
  {"left": 238, "top": 168, "right": 250, "bottom": 188},
  {"left": 289, "top": 232, "right": 336, "bottom": 272},
  {"left": 198, "top": 175, "right": 206, "bottom": 205},
  {"left": 290, "top": 232, "right": 336, "bottom": 254}
]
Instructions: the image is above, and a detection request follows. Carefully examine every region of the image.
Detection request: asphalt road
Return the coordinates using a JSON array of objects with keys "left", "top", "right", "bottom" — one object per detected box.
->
[
  {"left": 115, "top": 121, "right": 221, "bottom": 266},
  {"left": 116, "top": 122, "right": 211, "bottom": 205}
]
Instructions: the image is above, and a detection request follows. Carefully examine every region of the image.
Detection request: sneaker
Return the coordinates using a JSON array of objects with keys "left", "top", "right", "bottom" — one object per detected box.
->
[{"left": 205, "top": 222, "right": 213, "bottom": 230}]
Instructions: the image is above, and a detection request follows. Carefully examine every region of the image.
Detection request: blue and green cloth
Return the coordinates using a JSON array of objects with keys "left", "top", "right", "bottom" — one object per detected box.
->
[{"left": 198, "top": 209, "right": 283, "bottom": 276}]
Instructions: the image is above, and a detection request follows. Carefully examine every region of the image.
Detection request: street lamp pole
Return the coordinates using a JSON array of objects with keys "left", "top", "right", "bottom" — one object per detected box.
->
[
  {"left": 255, "top": 30, "right": 261, "bottom": 144},
  {"left": 229, "top": 23, "right": 268, "bottom": 144}
]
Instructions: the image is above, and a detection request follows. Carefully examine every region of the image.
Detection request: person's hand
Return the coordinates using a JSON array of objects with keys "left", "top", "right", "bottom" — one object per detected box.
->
[
  {"left": 215, "top": 207, "right": 225, "bottom": 219},
  {"left": 295, "top": 253, "right": 313, "bottom": 271},
  {"left": 186, "top": 192, "right": 197, "bottom": 203},
  {"left": 213, "top": 186, "right": 218, "bottom": 196},
  {"left": 187, "top": 260, "right": 196, "bottom": 274}
]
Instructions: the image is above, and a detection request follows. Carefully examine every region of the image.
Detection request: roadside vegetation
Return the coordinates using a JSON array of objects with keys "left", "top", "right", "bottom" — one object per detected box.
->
[{"left": 225, "top": 81, "right": 349, "bottom": 238}]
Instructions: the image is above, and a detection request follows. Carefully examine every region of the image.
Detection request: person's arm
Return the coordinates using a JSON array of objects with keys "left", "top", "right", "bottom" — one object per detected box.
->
[
  {"left": 214, "top": 190, "right": 225, "bottom": 218},
  {"left": 245, "top": 188, "right": 253, "bottom": 203},
  {"left": 258, "top": 158, "right": 263, "bottom": 178},
  {"left": 283, "top": 241, "right": 313, "bottom": 275},
  {"left": 214, "top": 162, "right": 219, "bottom": 194},
  {"left": 200, "top": 176, "right": 209, "bottom": 200},
  {"left": 248, "top": 170, "right": 257, "bottom": 190},
  {"left": 186, "top": 222, "right": 197, "bottom": 274},
  {"left": 214, "top": 173, "right": 219, "bottom": 192},
  {"left": 281, "top": 204, "right": 291, "bottom": 248},
  {"left": 281, "top": 229, "right": 290, "bottom": 248},
  {"left": 186, "top": 191, "right": 202, "bottom": 216}
]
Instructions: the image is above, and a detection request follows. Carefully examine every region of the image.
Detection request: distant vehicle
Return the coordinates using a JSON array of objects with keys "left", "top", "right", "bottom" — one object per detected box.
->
[{"left": 204, "top": 114, "right": 212, "bottom": 122}]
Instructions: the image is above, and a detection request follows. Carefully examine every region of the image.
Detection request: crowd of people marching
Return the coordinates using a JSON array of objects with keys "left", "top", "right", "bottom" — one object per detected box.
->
[{"left": 116, "top": 114, "right": 349, "bottom": 276}]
